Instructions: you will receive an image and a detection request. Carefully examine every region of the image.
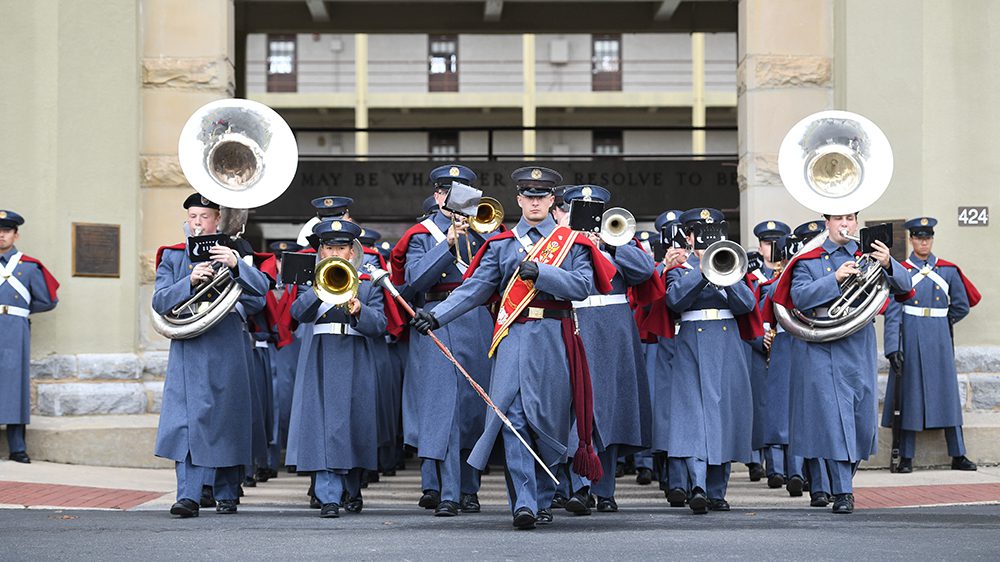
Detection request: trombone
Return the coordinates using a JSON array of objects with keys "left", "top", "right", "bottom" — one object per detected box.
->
[
  {"left": 452, "top": 197, "right": 504, "bottom": 267},
  {"left": 313, "top": 240, "right": 364, "bottom": 310}
]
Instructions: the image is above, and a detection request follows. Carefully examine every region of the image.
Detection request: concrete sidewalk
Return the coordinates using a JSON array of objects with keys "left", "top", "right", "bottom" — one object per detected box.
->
[{"left": 2, "top": 459, "right": 999, "bottom": 512}]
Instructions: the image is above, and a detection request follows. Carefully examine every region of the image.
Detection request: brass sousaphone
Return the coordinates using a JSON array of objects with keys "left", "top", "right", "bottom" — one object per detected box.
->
[
  {"left": 773, "top": 110, "right": 894, "bottom": 342},
  {"left": 152, "top": 99, "right": 298, "bottom": 340}
]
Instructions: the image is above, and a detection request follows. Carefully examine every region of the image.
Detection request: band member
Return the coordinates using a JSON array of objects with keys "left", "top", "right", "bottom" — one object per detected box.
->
[
  {"left": 391, "top": 164, "right": 496, "bottom": 516},
  {"left": 286, "top": 219, "right": 387, "bottom": 518},
  {"left": 264, "top": 240, "right": 302, "bottom": 475},
  {"left": 246, "top": 290, "right": 276, "bottom": 487},
  {"left": 662, "top": 208, "right": 762, "bottom": 514},
  {"left": 563, "top": 186, "right": 654, "bottom": 514},
  {"left": 411, "top": 166, "right": 617, "bottom": 530},
  {"left": 0, "top": 210, "right": 59, "bottom": 463},
  {"left": 771, "top": 212, "right": 911, "bottom": 513},
  {"left": 747, "top": 220, "right": 790, "bottom": 488},
  {"left": 153, "top": 194, "right": 271, "bottom": 517},
  {"left": 882, "top": 217, "right": 981, "bottom": 472},
  {"left": 645, "top": 210, "right": 687, "bottom": 498}
]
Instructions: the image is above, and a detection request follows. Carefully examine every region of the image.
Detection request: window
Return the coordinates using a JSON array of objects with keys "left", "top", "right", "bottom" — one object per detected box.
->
[
  {"left": 593, "top": 130, "right": 623, "bottom": 156},
  {"left": 267, "top": 34, "right": 297, "bottom": 92},
  {"left": 429, "top": 34, "right": 458, "bottom": 92},
  {"left": 592, "top": 34, "right": 622, "bottom": 91},
  {"left": 429, "top": 131, "right": 459, "bottom": 159}
]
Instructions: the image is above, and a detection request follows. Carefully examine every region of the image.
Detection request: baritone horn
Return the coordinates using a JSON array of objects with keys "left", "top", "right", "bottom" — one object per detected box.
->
[
  {"left": 313, "top": 240, "right": 364, "bottom": 308},
  {"left": 773, "top": 110, "right": 894, "bottom": 342},
  {"left": 151, "top": 99, "right": 298, "bottom": 340},
  {"left": 599, "top": 207, "right": 636, "bottom": 247},
  {"left": 701, "top": 240, "right": 748, "bottom": 287}
]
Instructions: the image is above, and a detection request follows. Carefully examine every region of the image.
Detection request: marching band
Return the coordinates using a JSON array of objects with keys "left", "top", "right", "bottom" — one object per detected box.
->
[{"left": 0, "top": 103, "right": 982, "bottom": 529}]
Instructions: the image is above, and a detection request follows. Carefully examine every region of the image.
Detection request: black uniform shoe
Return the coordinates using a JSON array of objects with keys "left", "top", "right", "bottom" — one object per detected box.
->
[
  {"left": 747, "top": 463, "right": 765, "bottom": 482},
  {"left": 512, "top": 507, "right": 536, "bottom": 530},
  {"left": 216, "top": 499, "right": 238, "bottom": 514},
  {"left": 666, "top": 487, "right": 688, "bottom": 508},
  {"left": 254, "top": 468, "right": 271, "bottom": 483},
  {"left": 767, "top": 474, "right": 786, "bottom": 489},
  {"left": 596, "top": 497, "right": 618, "bottom": 512},
  {"left": 169, "top": 499, "right": 199, "bottom": 518},
  {"left": 623, "top": 455, "right": 637, "bottom": 475},
  {"left": 238, "top": 485, "right": 245, "bottom": 497},
  {"left": 320, "top": 503, "right": 340, "bottom": 518},
  {"left": 382, "top": 468, "right": 396, "bottom": 477},
  {"left": 896, "top": 457, "right": 913, "bottom": 473},
  {"left": 459, "top": 493, "right": 481, "bottom": 513},
  {"left": 287, "top": 465, "right": 297, "bottom": 474},
  {"left": 8, "top": 451, "right": 30, "bottom": 464},
  {"left": 707, "top": 498, "right": 730, "bottom": 511},
  {"left": 550, "top": 493, "right": 569, "bottom": 509},
  {"left": 418, "top": 489, "right": 441, "bottom": 509},
  {"left": 564, "top": 489, "right": 593, "bottom": 516},
  {"left": 243, "top": 475, "right": 257, "bottom": 488},
  {"left": 809, "top": 491, "right": 831, "bottom": 507},
  {"left": 367, "top": 470, "right": 380, "bottom": 484},
  {"left": 345, "top": 496, "right": 364, "bottom": 513},
  {"left": 615, "top": 462, "right": 625, "bottom": 478},
  {"left": 536, "top": 508, "right": 553, "bottom": 525},
  {"left": 309, "top": 495, "right": 322, "bottom": 509},
  {"left": 635, "top": 467, "right": 653, "bottom": 485},
  {"left": 434, "top": 500, "right": 459, "bottom": 517},
  {"left": 952, "top": 456, "right": 977, "bottom": 471},
  {"left": 688, "top": 489, "right": 708, "bottom": 514},
  {"left": 831, "top": 493, "right": 854, "bottom": 514},
  {"left": 198, "top": 485, "right": 216, "bottom": 508},
  {"left": 786, "top": 475, "right": 804, "bottom": 497}
]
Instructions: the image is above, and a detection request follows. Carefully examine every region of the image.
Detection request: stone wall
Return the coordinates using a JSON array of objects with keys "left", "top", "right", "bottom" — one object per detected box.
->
[{"left": 30, "top": 353, "right": 167, "bottom": 416}]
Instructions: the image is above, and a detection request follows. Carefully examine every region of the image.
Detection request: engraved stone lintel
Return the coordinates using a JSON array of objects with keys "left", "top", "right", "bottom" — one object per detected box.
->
[
  {"left": 142, "top": 56, "right": 235, "bottom": 94},
  {"left": 140, "top": 154, "right": 188, "bottom": 188},
  {"left": 738, "top": 55, "right": 832, "bottom": 95}
]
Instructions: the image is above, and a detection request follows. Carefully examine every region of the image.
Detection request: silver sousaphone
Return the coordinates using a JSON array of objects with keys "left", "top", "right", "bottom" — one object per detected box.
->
[
  {"left": 773, "top": 110, "right": 894, "bottom": 342},
  {"left": 152, "top": 99, "right": 298, "bottom": 340}
]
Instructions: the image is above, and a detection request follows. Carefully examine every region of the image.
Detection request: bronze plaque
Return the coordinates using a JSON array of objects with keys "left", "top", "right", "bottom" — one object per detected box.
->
[{"left": 72, "top": 223, "right": 120, "bottom": 278}]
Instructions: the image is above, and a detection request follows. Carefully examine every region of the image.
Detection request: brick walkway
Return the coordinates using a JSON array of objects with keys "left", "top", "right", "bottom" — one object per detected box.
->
[
  {"left": 854, "top": 483, "right": 1000, "bottom": 509},
  {"left": 0, "top": 481, "right": 164, "bottom": 510}
]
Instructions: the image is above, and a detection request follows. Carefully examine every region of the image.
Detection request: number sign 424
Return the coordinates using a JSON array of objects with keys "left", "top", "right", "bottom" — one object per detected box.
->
[{"left": 958, "top": 207, "right": 989, "bottom": 226}]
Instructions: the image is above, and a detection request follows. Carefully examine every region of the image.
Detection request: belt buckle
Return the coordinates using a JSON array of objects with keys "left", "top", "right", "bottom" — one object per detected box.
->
[
  {"left": 923, "top": 308, "right": 932, "bottom": 317},
  {"left": 705, "top": 309, "right": 719, "bottom": 320},
  {"left": 528, "top": 307, "right": 544, "bottom": 320},
  {"left": 0, "top": 305, "right": 6, "bottom": 315}
]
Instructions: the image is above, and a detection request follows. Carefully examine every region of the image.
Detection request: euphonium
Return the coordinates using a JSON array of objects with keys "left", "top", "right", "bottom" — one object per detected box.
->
[
  {"left": 772, "top": 110, "right": 893, "bottom": 342},
  {"left": 599, "top": 207, "right": 636, "bottom": 247},
  {"left": 151, "top": 99, "right": 298, "bottom": 340}
]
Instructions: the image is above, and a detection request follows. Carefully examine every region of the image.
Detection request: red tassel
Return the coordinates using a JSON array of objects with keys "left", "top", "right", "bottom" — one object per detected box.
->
[{"left": 572, "top": 443, "right": 604, "bottom": 482}]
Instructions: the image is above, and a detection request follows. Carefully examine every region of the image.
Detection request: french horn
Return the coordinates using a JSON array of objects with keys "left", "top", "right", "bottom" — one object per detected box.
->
[
  {"left": 152, "top": 99, "right": 298, "bottom": 340},
  {"left": 773, "top": 110, "right": 893, "bottom": 342}
]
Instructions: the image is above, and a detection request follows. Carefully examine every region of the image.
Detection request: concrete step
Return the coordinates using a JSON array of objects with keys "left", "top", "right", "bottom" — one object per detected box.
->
[
  {"left": 3, "top": 412, "right": 1000, "bottom": 470},
  {"left": 1, "top": 415, "right": 171, "bottom": 469}
]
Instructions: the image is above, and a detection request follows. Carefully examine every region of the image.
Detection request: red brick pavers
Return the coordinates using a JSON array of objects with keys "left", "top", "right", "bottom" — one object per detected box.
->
[
  {"left": 0, "top": 481, "right": 163, "bottom": 510},
  {"left": 854, "top": 483, "right": 1000, "bottom": 509}
]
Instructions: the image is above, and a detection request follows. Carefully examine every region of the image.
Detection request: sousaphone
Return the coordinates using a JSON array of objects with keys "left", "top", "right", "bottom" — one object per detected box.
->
[{"left": 152, "top": 99, "right": 298, "bottom": 339}]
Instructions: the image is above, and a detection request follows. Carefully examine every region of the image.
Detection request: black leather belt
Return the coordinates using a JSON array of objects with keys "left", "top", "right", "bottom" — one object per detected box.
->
[{"left": 515, "top": 307, "right": 573, "bottom": 321}]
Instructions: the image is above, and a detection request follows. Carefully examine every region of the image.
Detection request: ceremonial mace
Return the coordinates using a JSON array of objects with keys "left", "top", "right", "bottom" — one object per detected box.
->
[{"left": 365, "top": 264, "right": 560, "bottom": 484}]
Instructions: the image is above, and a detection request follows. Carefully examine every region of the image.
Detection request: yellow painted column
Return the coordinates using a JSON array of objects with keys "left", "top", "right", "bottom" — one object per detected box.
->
[
  {"left": 355, "top": 33, "right": 369, "bottom": 159},
  {"left": 522, "top": 34, "right": 537, "bottom": 159},
  {"left": 691, "top": 32, "right": 706, "bottom": 157}
]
